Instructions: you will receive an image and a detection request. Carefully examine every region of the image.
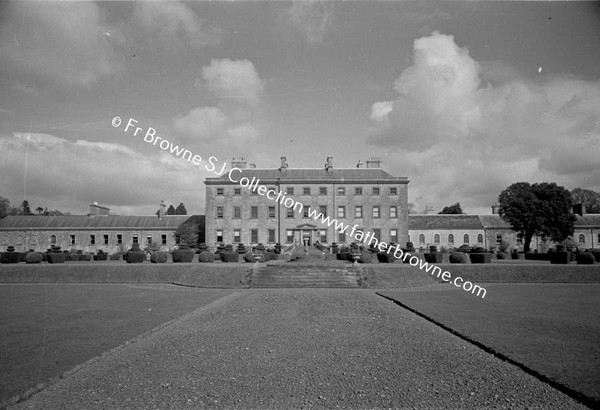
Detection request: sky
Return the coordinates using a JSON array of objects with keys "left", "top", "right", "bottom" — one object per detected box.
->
[{"left": 1, "top": 1, "right": 599, "bottom": 216}]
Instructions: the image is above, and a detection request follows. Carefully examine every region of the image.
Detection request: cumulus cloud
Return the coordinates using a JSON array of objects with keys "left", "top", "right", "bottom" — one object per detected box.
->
[
  {"left": 368, "top": 31, "right": 600, "bottom": 213},
  {"left": 279, "top": 1, "right": 334, "bottom": 45},
  {"left": 0, "top": 132, "right": 208, "bottom": 215},
  {"left": 0, "top": 2, "right": 119, "bottom": 86},
  {"left": 174, "top": 59, "right": 265, "bottom": 145}
]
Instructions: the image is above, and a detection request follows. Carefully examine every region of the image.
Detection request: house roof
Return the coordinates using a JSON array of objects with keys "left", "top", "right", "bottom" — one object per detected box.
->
[
  {"left": 477, "top": 215, "right": 512, "bottom": 229},
  {"left": 408, "top": 215, "right": 483, "bottom": 230},
  {"left": 574, "top": 214, "right": 600, "bottom": 228},
  {"left": 0, "top": 215, "right": 197, "bottom": 230},
  {"left": 205, "top": 168, "right": 408, "bottom": 185}
]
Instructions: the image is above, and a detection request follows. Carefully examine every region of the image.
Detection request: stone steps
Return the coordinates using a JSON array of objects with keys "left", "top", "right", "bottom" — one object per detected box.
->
[{"left": 250, "top": 264, "right": 360, "bottom": 288}]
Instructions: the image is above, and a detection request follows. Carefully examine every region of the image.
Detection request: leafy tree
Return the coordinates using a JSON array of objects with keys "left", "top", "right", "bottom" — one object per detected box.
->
[
  {"left": 20, "top": 200, "right": 33, "bottom": 215},
  {"left": 438, "top": 202, "right": 464, "bottom": 214},
  {"left": 407, "top": 202, "right": 417, "bottom": 214},
  {"left": 498, "top": 182, "right": 576, "bottom": 252},
  {"left": 175, "top": 202, "right": 187, "bottom": 215},
  {"left": 35, "top": 207, "right": 44, "bottom": 215},
  {"left": 166, "top": 205, "right": 176, "bottom": 215},
  {"left": 571, "top": 187, "right": 600, "bottom": 214},
  {"left": 174, "top": 223, "right": 198, "bottom": 247},
  {"left": 0, "top": 196, "right": 9, "bottom": 219}
]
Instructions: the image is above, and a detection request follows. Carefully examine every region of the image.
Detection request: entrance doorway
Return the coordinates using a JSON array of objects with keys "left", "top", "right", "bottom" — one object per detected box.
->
[{"left": 302, "top": 231, "right": 311, "bottom": 246}]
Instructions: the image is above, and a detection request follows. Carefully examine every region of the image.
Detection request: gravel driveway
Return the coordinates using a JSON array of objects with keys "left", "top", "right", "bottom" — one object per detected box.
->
[{"left": 13, "top": 289, "right": 585, "bottom": 409}]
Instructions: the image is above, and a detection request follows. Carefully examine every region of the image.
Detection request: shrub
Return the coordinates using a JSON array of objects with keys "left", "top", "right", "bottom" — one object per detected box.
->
[
  {"left": 220, "top": 251, "right": 239, "bottom": 263},
  {"left": 25, "top": 252, "right": 43, "bottom": 264},
  {"left": 496, "top": 253, "right": 508, "bottom": 259},
  {"left": 550, "top": 251, "right": 571, "bottom": 265},
  {"left": 199, "top": 252, "right": 215, "bottom": 263},
  {"left": 377, "top": 252, "right": 396, "bottom": 263},
  {"left": 93, "top": 252, "right": 108, "bottom": 261},
  {"left": 405, "top": 242, "right": 415, "bottom": 252},
  {"left": 244, "top": 252, "right": 264, "bottom": 263},
  {"left": 449, "top": 252, "right": 468, "bottom": 264},
  {"left": 591, "top": 249, "right": 600, "bottom": 263},
  {"left": 125, "top": 245, "right": 145, "bottom": 263},
  {"left": 424, "top": 253, "right": 443, "bottom": 263},
  {"left": 263, "top": 252, "right": 277, "bottom": 262},
  {"left": 172, "top": 246, "right": 195, "bottom": 263},
  {"left": 79, "top": 254, "right": 92, "bottom": 262},
  {"left": 110, "top": 252, "right": 122, "bottom": 261},
  {"left": 47, "top": 252, "right": 66, "bottom": 264},
  {"left": 150, "top": 251, "right": 168, "bottom": 263},
  {"left": 1, "top": 247, "right": 20, "bottom": 264},
  {"left": 41, "top": 252, "right": 48, "bottom": 262},
  {"left": 236, "top": 244, "right": 247, "bottom": 254},
  {"left": 357, "top": 252, "right": 372, "bottom": 263},
  {"left": 576, "top": 251, "right": 595, "bottom": 265},
  {"left": 19, "top": 252, "right": 28, "bottom": 262},
  {"left": 470, "top": 253, "right": 492, "bottom": 264}
]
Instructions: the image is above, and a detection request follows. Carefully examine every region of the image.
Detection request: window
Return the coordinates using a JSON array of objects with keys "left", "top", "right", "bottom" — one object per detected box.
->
[
  {"left": 117, "top": 234, "right": 122, "bottom": 245},
  {"left": 146, "top": 235, "right": 152, "bottom": 245},
  {"left": 319, "top": 187, "right": 327, "bottom": 195},
  {"left": 464, "top": 234, "right": 470, "bottom": 244},
  {"left": 419, "top": 234, "right": 425, "bottom": 244},
  {"left": 319, "top": 205, "right": 327, "bottom": 217},
  {"left": 161, "top": 234, "right": 167, "bottom": 245},
  {"left": 448, "top": 234, "right": 454, "bottom": 245},
  {"left": 268, "top": 229, "right": 276, "bottom": 243},
  {"left": 373, "top": 229, "right": 381, "bottom": 241},
  {"left": 286, "top": 207, "right": 294, "bottom": 218},
  {"left": 579, "top": 234, "right": 585, "bottom": 244},
  {"left": 303, "top": 206, "right": 310, "bottom": 218},
  {"left": 337, "top": 187, "right": 345, "bottom": 195},
  {"left": 337, "top": 206, "right": 346, "bottom": 218},
  {"left": 477, "top": 234, "right": 484, "bottom": 244},
  {"left": 355, "top": 205, "right": 363, "bottom": 218},
  {"left": 286, "top": 230, "right": 294, "bottom": 244},
  {"left": 303, "top": 187, "right": 311, "bottom": 195},
  {"left": 234, "top": 229, "right": 241, "bottom": 243},
  {"left": 372, "top": 187, "right": 380, "bottom": 195},
  {"left": 389, "top": 187, "right": 397, "bottom": 195},
  {"left": 495, "top": 233, "right": 502, "bottom": 245},
  {"left": 217, "top": 206, "right": 224, "bottom": 218},
  {"left": 355, "top": 187, "right": 362, "bottom": 195},
  {"left": 372, "top": 206, "right": 380, "bottom": 218},
  {"left": 434, "top": 234, "right": 440, "bottom": 244},
  {"left": 390, "top": 229, "right": 398, "bottom": 243},
  {"left": 90, "top": 234, "right": 96, "bottom": 245},
  {"left": 132, "top": 234, "right": 138, "bottom": 244},
  {"left": 70, "top": 235, "right": 75, "bottom": 246},
  {"left": 286, "top": 187, "right": 294, "bottom": 195},
  {"left": 216, "top": 188, "right": 224, "bottom": 195},
  {"left": 104, "top": 235, "right": 110, "bottom": 245},
  {"left": 251, "top": 206, "right": 258, "bottom": 219},
  {"left": 597, "top": 233, "right": 600, "bottom": 244},
  {"left": 50, "top": 235, "right": 57, "bottom": 245},
  {"left": 233, "top": 206, "right": 241, "bottom": 219},
  {"left": 234, "top": 188, "right": 241, "bottom": 195},
  {"left": 338, "top": 232, "right": 346, "bottom": 243},
  {"left": 390, "top": 206, "right": 397, "bottom": 218},
  {"left": 30, "top": 236, "right": 37, "bottom": 246},
  {"left": 319, "top": 229, "right": 327, "bottom": 242},
  {"left": 252, "top": 229, "right": 259, "bottom": 243},
  {"left": 215, "top": 230, "right": 223, "bottom": 243},
  {"left": 268, "top": 206, "right": 276, "bottom": 218}
]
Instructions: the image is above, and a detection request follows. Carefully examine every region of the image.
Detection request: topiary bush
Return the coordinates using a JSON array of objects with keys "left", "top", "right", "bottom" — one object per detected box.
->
[
  {"left": 449, "top": 252, "right": 468, "bottom": 264},
  {"left": 199, "top": 251, "right": 215, "bottom": 263},
  {"left": 1, "top": 246, "right": 20, "bottom": 264},
  {"left": 220, "top": 251, "right": 239, "bottom": 263},
  {"left": 577, "top": 251, "right": 595, "bottom": 265},
  {"left": 150, "top": 251, "right": 168, "bottom": 263},
  {"left": 19, "top": 252, "right": 29, "bottom": 262},
  {"left": 591, "top": 249, "right": 600, "bottom": 263},
  {"left": 236, "top": 244, "right": 247, "bottom": 254},
  {"left": 496, "top": 253, "right": 508, "bottom": 259},
  {"left": 469, "top": 253, "right": 492, "bottom": 264},
  {"left": 125, "top": 243, "right": 145, "bottom": 264},
  {"left": 79, "top": 253, "right": 92, "bottom": 262},
  {"left": 263, "top": 251, "right": 277, "bottom": 262},
  {"left": 172, "top": 245, "right": 195, "bottom": 263},
  {"left": 47, "top": 246, "right": 66, "bottom": 264},
  {"left": 110, "top": 252, "right": 122, "bottom": 261},
  {"left": 94, "top": 250, "right": 108, "bottom": 261},
  {"left": 244, "top": 252, "right": 264, "bottom": 263},
  {"left": 25, "top": 252, "right": 43, "bottom": 264}
]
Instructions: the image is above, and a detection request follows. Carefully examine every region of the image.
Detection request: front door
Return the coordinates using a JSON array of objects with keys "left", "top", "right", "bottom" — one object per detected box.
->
[{"left": 302, "top": 230, "right": 311, "bottom": 246}]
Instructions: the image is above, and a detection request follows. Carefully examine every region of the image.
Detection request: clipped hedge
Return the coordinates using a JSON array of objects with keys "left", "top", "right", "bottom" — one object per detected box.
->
[
  {"left": 550, "top": 251, "right": 571, "bottom": 265},
  {"left": 79, "top": 254, "right": 92, "bottom": 262},
  {"left": 358, "top": 252, "right": 372, "bottom": 264},
  {"left": 263, "top": 252, "right": 277, "bottom": 262},
  {"left": 424, "top": 253, "right": 443, "bottom": 264},
  {"left": 110, "top": 253, "right": 122, "bottom": 261},
  {"left": 172, "top": 247, "right": 194, "bottom": 263},
  {"left": 1, "top": 249, "right": 21, "bottom": 264},
  {"left": 496, "top": 253, "right": 509, "bottom": 260},
  {"left": 449, "top": 252, "right": 469, "bottom": 264},
  {"left": 220, "top": 251, "right": 239, "bottom": 263},
  {"left": 94, "top": 252, "right": 108, "bottom": 261},
  {"left": 47, "top": 252, "right": 66, "bottom": 264},
  {"left": 198, "top": 251, "right": 215, "bottom": 263},
  {"left": 577, "top": 251, "right": 595, "bottom": 265},
  {"left": 66, "top": 253, "right": 79, "bottom": 262},
  {"left": 470, "top": 253, "right": 492, "bottom": 264},
  {"left": 244, "top": 252, "right": 264, "bottom": 263},
  {"left": 125, "top": 245, "right": 146, "bottom": 264},
  {"left": 377, "top": 252, "right": 396, "bottom": 263},
  {"left": 25, "top": 252, "right": 43, "bottom": 264},
  {"left": 150, "top": 251, "right": 168, "bottom": 263}
]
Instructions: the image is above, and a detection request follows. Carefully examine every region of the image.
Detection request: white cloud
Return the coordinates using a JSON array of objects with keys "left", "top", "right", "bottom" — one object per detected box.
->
[
  {"left": 280, "top": 1, "right": 334, "bottom": 45},
  {"left": 174, "top": 107, "right": 227, "bottom": 139},
  {"left": 201, "top": 59, "right": 265, "bottom": 106},
  {"left": 368, "top": 31, "right": 600, "bottom": 213}
]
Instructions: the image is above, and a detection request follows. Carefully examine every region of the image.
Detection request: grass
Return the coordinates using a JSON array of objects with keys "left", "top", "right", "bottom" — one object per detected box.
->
[
  {"left": 0, "top": 284, "right": 235, "bottom": 408},
  {"left": 378, "top": 283, "right": 600, "bottom": 407}
]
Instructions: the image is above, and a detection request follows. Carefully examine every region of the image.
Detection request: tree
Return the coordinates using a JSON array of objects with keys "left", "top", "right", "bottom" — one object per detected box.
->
[
  {"left": 438, "top": 202, "right": 464, "bottom": 214},
  {"left": 571, "top": 188, "right": 600, "bottom": 214},
  {"left": 498, "top": 182, "right": 577, "bottom": 252},
  {"left": 175, "top": 202, "right": 187, "bottom": 215},
  {"left": 35, "top": 207, "right": 44, "bottom": 215},
  {"left": 20, "top": 200, "right": 33, "bottom": 215},
  {"left": 0, "top": 196, "right": 9, "bottom": 219},
  {"left": 407, "top": 202, "right": 417, "bottom": 214},
  {"left": 166, "top": 205, "right": 176, "bottom": 215},
  {"left": 174, "top": 223, "right": 198, "bottom": 247}
]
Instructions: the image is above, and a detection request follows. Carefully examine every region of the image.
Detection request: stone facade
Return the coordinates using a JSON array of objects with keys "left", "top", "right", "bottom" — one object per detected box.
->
[{"left": 204, "top": 157, "right": 409, "bottom": 248}]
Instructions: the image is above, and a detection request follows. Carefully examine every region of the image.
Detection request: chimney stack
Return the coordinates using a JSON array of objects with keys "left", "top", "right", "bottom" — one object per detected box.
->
[
  {"left": 573, "top": 203, "right": 586, "bottom": 217},
  {"left": 325, "top": 156, "right": 333, "bottom": 171},
  {"left": 491, "top": 204, "right": 500, "bottom": 214},
  {"left": 158, "top": 200, "right": 166, "bottom": 219},
  {"left": 89, "top": 202, "right": 109, "bottom": 217},
  {"left": 366, "top": 157, "right": 382, "bottom": 168},
  {"left": 231, "top": 157, "right": 247, "bottom": 169},
  {"left": 280, "top": 156, "right": 288, "bottom": 171}
]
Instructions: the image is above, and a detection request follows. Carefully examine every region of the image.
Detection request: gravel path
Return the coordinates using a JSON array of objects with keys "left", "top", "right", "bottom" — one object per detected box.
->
[{"left": 13, "top": 289, "right": 585, "bottom": 409}]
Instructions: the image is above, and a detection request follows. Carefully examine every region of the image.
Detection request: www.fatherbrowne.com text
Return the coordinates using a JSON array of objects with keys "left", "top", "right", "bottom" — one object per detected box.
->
[{"left": 113, "top": 116, "right": 487, "bottom": 299}]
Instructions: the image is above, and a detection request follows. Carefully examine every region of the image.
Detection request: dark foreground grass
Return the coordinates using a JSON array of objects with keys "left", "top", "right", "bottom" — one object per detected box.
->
[
  {"left": 378, "top": 283, "right": 600, "bottom": 407},
  {"left": 0, "top": 284, "right": 235, "bottom": 408}
]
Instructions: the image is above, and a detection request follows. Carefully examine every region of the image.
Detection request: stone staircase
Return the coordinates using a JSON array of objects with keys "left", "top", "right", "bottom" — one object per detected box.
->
[{"left": 249, "top": 245, "right": 361, "bottom": 288}]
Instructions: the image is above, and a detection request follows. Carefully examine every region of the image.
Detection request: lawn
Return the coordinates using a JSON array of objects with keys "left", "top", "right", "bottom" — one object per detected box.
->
[
  {"left": 378, "top": 283, "right": 600, "bottom": 407},
  {"left": 0, "top": 283, "right": 235, "bottom": 408}
]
